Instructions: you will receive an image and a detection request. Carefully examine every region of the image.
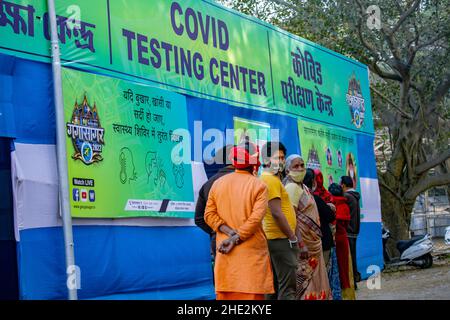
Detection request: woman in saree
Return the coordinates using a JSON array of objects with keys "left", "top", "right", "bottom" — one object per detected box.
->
[{"left": 283, "top": 155, "right": 332, "bottom": 300}]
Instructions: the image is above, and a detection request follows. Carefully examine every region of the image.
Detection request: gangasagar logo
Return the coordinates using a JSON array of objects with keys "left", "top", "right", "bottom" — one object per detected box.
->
[
  {"left": 66, "top": 94, "right": 105, "bottom": 165},
  {"left": 346, "top": 73, "right": 366, "bottom": 129}
]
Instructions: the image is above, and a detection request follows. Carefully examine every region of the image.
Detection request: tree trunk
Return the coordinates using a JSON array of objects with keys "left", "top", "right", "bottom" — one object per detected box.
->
[
  {"left": 447, "top": 185, "right": 450, "bottom": 206},
  {"left": 379, "top": 183, "right": 413, "bottom": 259}
]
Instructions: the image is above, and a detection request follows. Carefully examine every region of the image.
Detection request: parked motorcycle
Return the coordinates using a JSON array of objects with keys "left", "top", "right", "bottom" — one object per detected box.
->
[
  {"left": 382, "top": 223, "right": 433, "bottom": 269},
  {"left": 445, "top": 226, "right": 450, "bottom": 245}
]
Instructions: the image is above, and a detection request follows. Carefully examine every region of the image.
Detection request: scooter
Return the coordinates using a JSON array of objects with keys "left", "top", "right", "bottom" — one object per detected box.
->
[
  {"left": 445, "top": 226, "right": 450, "bottom": 245},
  {"left": 382, "top": 223, "right": 433, "bottom": 269}
]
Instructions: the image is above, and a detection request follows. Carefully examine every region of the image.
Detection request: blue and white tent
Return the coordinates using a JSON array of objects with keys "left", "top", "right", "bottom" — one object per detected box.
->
[
  {"left": 0, "top": 55, "right": 216, "bottom": 299},
  {"left": 0, "top": 0, "right": 384, "bottom": 300},
  {"left": 0, "top": 53, "right": 383, "bottom": 299}
]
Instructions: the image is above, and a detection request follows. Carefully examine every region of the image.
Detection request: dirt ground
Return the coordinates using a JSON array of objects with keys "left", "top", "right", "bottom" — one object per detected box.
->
[{"left": 357, "top": 238, "right": 450, "bottom": 300}]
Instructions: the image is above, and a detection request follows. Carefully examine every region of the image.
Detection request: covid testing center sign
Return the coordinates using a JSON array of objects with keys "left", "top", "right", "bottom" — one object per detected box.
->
[{"left": 0, "top": 0, "right": 372, "bottom": 131}]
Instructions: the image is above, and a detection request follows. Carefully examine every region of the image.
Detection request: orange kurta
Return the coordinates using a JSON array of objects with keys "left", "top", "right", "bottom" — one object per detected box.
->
[{"left": 205, "top": 170, "right": 274, "bottom": 295}]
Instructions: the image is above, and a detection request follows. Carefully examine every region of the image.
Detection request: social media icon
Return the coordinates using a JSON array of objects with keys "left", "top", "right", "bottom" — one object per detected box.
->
[
  {"left": 73, "top": 188, "right": 80, "bottom": 202},
  {"left": 89, "top": 190, "right": 95, "bottom": 202},
  {"left": 81, "top": 189, "right": 88, "bottom": 202}
]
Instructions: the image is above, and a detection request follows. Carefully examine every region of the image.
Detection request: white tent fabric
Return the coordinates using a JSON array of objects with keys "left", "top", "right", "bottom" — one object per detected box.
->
[
  {"left": 359, "top": 177, "right": 382, "bottom": 223},
  {"left": 11, "top": 143, "right": 208, "bottom": 241}
]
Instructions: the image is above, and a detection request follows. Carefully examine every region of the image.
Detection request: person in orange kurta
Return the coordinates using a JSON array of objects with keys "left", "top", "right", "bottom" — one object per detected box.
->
[{"left": 205, "top": 145, "right": 274, "bottom": 300}]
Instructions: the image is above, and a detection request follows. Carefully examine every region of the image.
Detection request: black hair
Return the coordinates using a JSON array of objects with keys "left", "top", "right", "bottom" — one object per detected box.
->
[
  {"left": 261, "top": 142, "right": 287, "bottom": 166},
  {"left": 329, "top": 183, "right": 343, "bottom": 196},
  {"left": 303, "top": 168, "right": 315, "bottom": 189},
  {"left": 240, "top": 166, "right": 255, "bottom": 174},
  {"left": 341, "top": 176, "right": 354, "bottom": 188}
]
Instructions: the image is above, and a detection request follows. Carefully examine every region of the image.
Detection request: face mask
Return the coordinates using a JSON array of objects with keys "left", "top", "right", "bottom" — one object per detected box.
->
[
  {"left": 268, "top": 162, "right": 280, "bottom": 174},
  {"left": 266, "top": 160, "right": 285, "bottom": 175},
  {"left": 289, "top": 170, "right": 306, "bottom": 183}
]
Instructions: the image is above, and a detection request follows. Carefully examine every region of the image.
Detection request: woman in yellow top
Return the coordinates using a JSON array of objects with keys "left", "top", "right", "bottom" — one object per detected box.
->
[
  {"left": 283, "top": 154, "right": 332, "bottom": 300},
  {"left": 205, "top": 145, "right": 274, "bottom": 300}
]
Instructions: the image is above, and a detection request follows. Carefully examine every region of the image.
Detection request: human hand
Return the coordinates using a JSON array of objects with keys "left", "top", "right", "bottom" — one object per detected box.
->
[
  {"left": 218, "top": 233, "right": 240, "bottom": 254},
  {"left": 218, "top": 238, "right": 235, "bottom": 254},
  {"left": 327, "top": 203, "right": 336, "bottom": 212},
  {"left": 299, "top": 242, "right": 309, "bottom": 259},
  {"left": 330, "top": 224, "right": 336, "bottom": 237},
  {"left": 288, "top": 235, "right": 298, "bottom": 249}
]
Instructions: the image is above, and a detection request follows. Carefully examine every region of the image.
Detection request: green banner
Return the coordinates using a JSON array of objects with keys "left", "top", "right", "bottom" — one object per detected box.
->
[
  {"left": 62, "top": 67, "right": 194, "bottom": 218},
  {"left": 271, "top": 35, "right": 373, "bottom": 133},
  {"left": 298, "top": 119, "right": 360, "bottom": 196},
  {"left": 0, "top": 0, "right": 374, "bottom": 134},
  {"left": 233, "top": 117, "right": 271, "bottom": 148}
]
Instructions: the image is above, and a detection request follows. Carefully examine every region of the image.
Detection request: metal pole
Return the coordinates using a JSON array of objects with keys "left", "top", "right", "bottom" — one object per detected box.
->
[{"left": 47, "top": 0, "right": 78, "bottom": 300}]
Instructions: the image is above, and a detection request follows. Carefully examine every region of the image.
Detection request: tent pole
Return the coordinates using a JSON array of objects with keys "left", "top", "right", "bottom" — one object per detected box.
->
[{"left": 47, "top": 0, "right": 78, "bottom": 300}]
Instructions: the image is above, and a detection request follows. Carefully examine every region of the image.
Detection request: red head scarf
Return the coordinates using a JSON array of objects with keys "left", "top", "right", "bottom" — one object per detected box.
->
[{"left": 313, "top": 169, "right": 333, "bottom": 203}]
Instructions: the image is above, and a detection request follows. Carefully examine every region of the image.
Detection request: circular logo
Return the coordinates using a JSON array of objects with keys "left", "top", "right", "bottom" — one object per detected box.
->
[
  {"left": 81, "top": 142, "right": 93, "bottom": 164},
  {"left": 67, "top": 95, "right": 105, "bottom": 165},
  {"left": 346, "top": 74, "right": 366, "bottom": 129}
]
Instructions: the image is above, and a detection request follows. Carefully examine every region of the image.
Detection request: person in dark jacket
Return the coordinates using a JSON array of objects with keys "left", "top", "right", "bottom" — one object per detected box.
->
[
  {"left": 195, "top": 145, "right": 234, "bottom": 260},
  {"left": 303, "top": 170, "right": 336, "bottom": 256},
  {"left": 340, "top": 175, "right": 361, "bottom": 287}
]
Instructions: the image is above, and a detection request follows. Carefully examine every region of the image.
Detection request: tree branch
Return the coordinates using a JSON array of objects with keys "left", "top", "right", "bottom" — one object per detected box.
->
[
  {"left": 389, "top": 0, "right": 421, "bottom": 36},
  {"left": 379, "top": 178, "right": 405, "bottom": 204},
  {"left": 408, "top": 32, "right": 448, "bottom": 67},
  {"left": 267, "top": 0, "right": 299, "bottom": 12},
  {"left": 370, "top": 61, "right": 403, "bottom": 82},
  {"left": 410, "top": 81, "right": 423, "bottom": 94},
  {"left": 428, "top": 71, "right": 450, "bottom": 113},
  {"left": 371, "top": 85, "right": 413, "bottom": 119},
  {"left": 415, "top": 33, "right": 448, "bottom": 52},
  {"left": 407, "top": 22, "right": 420, "bottom": 66},
  {"left": 415, "top": 148, "right": 450, "bottom": 175},
  {"left": 407, "top": 22, "right": 420, "bottom": 49},
  {"left": 387, "top": 132, "right": 408, "bottom": 178},
  {"left": 379, "top": 0, "right": 421, "bottom": 75},
  {"left": 381, "top": 28, "right": 403, "bottom": 64},
  {"left": 353, "top": 0, "right": 385, "bottom": 61},
  {"left": 405, "top": 173, "right": 450, "bottom": 201}
]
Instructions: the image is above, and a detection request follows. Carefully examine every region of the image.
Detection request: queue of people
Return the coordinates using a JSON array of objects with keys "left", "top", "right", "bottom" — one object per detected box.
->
[{"left": 195, "top": 141, "right": 361, "bottom": 300}]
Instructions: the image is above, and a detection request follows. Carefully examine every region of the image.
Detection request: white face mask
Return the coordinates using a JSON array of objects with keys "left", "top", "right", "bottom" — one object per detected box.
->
[
  {"left": 267, "top": 161, "right": 284, "bottom": 175},
  {"left": 349, "top": 169, "right": 355, "bottom": 179},
  {"left": 268, "top": 162, "right": 279, "bottom": 174}
]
